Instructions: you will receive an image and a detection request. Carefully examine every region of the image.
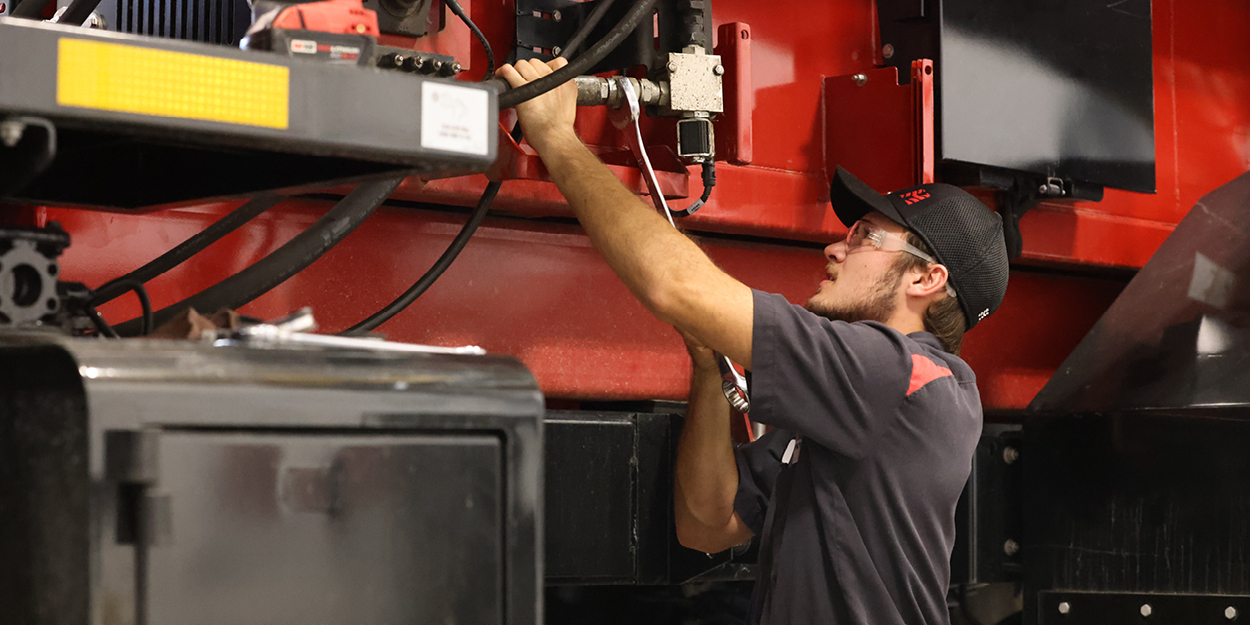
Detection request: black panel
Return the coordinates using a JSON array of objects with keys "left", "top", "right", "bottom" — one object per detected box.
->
[
  {"left": 1023, "top": 411, "right": 1250, "bottom": 624},
  {"left": 938, "top": 0, "right": 1155, "bottom": 192},
  {"left": 951, "top": 424, "right": 1022, "bottom": 585}
]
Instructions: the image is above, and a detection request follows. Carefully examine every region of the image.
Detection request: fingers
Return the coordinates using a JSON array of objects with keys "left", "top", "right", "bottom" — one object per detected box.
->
[
  {"left": 495, "top": 64, "right": 526, "bottom": 88},
  {"left": 548, "top": 57, "right": 569, "bottom": 72}
]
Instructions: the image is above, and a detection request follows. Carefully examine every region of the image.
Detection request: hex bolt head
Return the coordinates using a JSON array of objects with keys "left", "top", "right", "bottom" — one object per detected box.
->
[
  {"left": 852, "top": 74, "right": 867, "bottom": 87},
  {"left": 883, "top": 43, "right": 895, "bottom": 59},
  {"left": 1141, "top": 604, "right": 1152, "bottom": 618},
  {"left": 667, "top": 61, "right": 679, "bottom": 73},
  {"left": 1003, "top": 446, "right": 1020, "bottom": 464},
  {"left": 552, "top": 46, "right": 562, "bottom": 57},
  {"left": 551, "top": 9, "right": 561, "bottom": 21},
  {"left": 1228, "top": 607, "right": 1238, "bottom": 620},
  {"left": 1058, "top": 602, "right": 1070, "bottom": 615},
  {"left": 713, "top": 64, "right": 725, "bottom": 75},
  {"left": 1003, "top": 539, "right": 1020, "bottom": 556}
]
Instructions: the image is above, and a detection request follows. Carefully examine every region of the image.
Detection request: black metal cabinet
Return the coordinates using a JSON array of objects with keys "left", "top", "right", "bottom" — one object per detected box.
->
[{"left": 0, "top": 337, "right": 543, "bottom": 625}]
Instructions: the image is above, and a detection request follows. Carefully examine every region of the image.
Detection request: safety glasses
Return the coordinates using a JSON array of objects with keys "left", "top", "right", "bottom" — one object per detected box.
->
[{"left": 846, "top": 220, "right": 958, "bottom": 298}]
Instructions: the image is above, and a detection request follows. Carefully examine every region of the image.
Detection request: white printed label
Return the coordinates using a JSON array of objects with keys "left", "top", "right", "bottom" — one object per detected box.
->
[
  {"left": 289, "top": 39, "right": 316, "bottom": 54},
  {"left": 421, "top": 82, "right": 489, "bottom": 156}
]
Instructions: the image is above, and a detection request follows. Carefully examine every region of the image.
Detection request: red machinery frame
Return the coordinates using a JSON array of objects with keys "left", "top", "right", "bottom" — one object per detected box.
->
[{"left": 26, "top": 0, "right": 1250, "bottom": 410}]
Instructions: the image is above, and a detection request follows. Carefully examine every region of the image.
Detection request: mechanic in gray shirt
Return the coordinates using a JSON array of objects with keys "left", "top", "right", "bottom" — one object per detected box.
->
[{"left": 496, "top": 57, "right": 1009, "bottom": 625}]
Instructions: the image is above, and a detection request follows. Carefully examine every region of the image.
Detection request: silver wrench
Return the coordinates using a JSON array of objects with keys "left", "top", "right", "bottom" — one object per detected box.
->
[{"left": 606, "top": 77, "right": 751, "bottom": 414}]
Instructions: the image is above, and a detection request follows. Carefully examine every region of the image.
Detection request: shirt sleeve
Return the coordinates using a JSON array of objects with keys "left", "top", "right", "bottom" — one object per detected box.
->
[
  {"left": 749, "top": 289, "right": 912, "bottom": 460},
  {"left": 732, "top": 427, "right": 792, "bottom": 536}
]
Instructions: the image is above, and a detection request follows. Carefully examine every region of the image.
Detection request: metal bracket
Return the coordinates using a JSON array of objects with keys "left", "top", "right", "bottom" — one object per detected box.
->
[
  {"left": 1039, "top": 591, "right": 1250, "bottom": 624},
  {"left": 941, "top": 164, "right": 1104, "bottom": 260}
]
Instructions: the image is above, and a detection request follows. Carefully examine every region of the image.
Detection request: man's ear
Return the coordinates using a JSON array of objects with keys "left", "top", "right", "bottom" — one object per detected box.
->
[{"left": 906, "top": 263, "right": 950, "bottom": 301}]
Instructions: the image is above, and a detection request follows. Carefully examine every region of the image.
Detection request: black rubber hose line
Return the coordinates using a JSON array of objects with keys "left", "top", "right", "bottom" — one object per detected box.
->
[
  {"left": 112, "top": 178, "right": 400, "bottom": 336},
  {"left": 558, "top": 0, "right": 617, "bottom": 59},
  {"left": 443, "top": 0, "right": 495, "bottom": 80},
  {"left": 340, "top": 179, "right": 501, "bottom": 336},
  {"left": 91, "top": 278, "right": 154, "bottom": 336},
  {"left": 92, "top": 195, "right": 282, "bottom": 305},
  {"left": 11, "top": 0, "right": 54, "bottom": 18},
  {"left": 495, "top": 0, "right": 658, "bottom": 109}
]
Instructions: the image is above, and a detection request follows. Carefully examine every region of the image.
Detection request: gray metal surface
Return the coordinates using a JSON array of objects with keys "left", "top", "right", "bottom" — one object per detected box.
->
[
  {"left": 0, "top": 335, "right": 543, "bottom": 625},
  {"left": 1029, "top": 170, "right": 1250, "bottom": 413}
]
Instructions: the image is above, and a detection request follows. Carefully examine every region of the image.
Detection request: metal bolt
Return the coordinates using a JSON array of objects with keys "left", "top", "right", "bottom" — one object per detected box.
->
[
  {"left": 1038, "top": 184, "right": 1050, "bottom": 194},
  {"left": 0, "top": 120, "right": 24, "bottom": 148},
  {"left": 1003, "top": 539, "right": 1019, "bottom": 556},
  {"left": 402, "top": 56, "right": 425, "bottom": 72},
  {"left": 713, "top": 64, "right": 725, "bottom": 75},
  {"left": 1141, "top": 604, "right": 1152, "bottom": 618},
  {"left": 1003, "top": 446, "right": 1019, "bottom": 464},
  {"left": 852, "top": 74, "right": 867, "bottom": 87},
  {"left": 449, "top": 61, "right": 462, "bottom": 74},
  {"left": 1058, "top": 602, "right": 1070, "bottom": 615},
  {"left": 1226, "top": 606, "right": 1238, "bottom": 620},
  {"left": 552, "top": 46, "right": 562, "bottom": 57},
  {"left": 883, "top": 43, "right": 895, "bottom": 59},
  {"left": 667, "top": 60, "right": 679, "bottom": 73},
  {"left": 551, "top": 9, "right": 561, "bottom": 21}
]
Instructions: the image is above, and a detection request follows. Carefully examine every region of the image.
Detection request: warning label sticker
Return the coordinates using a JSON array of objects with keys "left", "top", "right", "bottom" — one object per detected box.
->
[
  {"left": 421, "top": 82, "right": 489, "bottom": 156},
  {"left": 289, "top": 39, "right": 316, "bottom": 54}
]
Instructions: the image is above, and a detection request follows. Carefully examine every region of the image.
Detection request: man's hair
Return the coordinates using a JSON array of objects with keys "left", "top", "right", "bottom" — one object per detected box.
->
[{"left": 893, "top": 231, "right": 967, "bottom": 355}]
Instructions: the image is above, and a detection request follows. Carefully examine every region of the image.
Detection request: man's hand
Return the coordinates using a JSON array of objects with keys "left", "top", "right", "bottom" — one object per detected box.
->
[
  {"left": 677, "top": 326, "right": 719, "bottom": 374},
  {"left": 495, "top": 58, "right": 578, "bottom": 153}
]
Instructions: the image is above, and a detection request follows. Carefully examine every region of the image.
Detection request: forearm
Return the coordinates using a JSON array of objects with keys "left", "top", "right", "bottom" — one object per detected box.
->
[
  {"left": 533, "top": 132, "right": 755, "bottom": 366},
  {"left": 674, "top": 364, "right": 741, "bottom": 539}
]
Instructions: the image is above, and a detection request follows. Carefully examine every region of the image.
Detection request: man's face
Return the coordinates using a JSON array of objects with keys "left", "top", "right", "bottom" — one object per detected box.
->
[{"left": 805, "top": 212, "right": 908, "bottom": 324}]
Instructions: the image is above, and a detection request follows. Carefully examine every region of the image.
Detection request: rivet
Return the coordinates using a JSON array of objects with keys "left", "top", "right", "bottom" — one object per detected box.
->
[
  {"left": 883, "top": 43, "right": 895, "bottom": 59},
  {"left": 1141, "top": 604, "right": 1152, "bottom": 618},
  {"left": 1003, "top": 446, "right": 1020, "bottom": 464},
  {"left": 852, "top": 74, "right": 867, "bottom": 87},
  {"left": 1003, "top": 539, "right": 1020, "bottom": 556},
  {"left": 1058, "top": 602, "right": 1070, "bottom": 615}
]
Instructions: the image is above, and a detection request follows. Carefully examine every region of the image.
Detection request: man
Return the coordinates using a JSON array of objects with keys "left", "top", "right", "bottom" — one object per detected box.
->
[{"left": 497, "top": 57, "right": 1010, "bottom": 625}]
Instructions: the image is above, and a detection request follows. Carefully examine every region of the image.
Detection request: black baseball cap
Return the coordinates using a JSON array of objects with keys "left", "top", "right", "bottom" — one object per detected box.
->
[{"left": 828, "top": 166, "right": 1009, "bottom": 329}]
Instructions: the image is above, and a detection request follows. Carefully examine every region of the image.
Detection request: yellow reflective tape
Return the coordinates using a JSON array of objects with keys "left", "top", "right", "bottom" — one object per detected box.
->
[{"left": 57, "top": 38, "right": 289, "bottom": 129}]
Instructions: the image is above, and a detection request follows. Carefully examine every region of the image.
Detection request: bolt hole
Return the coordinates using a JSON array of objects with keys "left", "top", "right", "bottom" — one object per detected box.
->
[
  {"left": 925, "top": 65, "right": 933, "bottom": 75},
  {"left": 46, "top": 298, "right": 57, "bottom": 311},
  {"left": 11, "top": 264, "right": 43, "bottom": 308},
  {"left": 740, "top": 29, "right": 748, "bottom": 39},
  {"left": 47, "top": 263, "right": 58, "bottom": 276}
]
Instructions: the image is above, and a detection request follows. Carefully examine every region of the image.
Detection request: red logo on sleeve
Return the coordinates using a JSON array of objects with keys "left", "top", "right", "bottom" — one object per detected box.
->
[
  {"left": 907, "top": 354, "right": 953, "bottom": 396},
  {"left": 899, "top": 189, "right": 930, "bottom": 205}
]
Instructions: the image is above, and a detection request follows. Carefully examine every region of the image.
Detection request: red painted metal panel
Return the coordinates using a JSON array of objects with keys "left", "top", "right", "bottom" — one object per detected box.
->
[
  {"left": 52, "top": 199, "right": 1122, "bottom": 409},
  {"left": 713, "top": 22, "right": 753, "bottom": 166},
  {"left": 822, "top": 60, "right": 934, "bottom": 194}
]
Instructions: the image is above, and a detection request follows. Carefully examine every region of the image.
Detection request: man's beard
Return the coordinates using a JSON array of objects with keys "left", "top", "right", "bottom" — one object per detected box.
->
[{"left": 804, "top": 265, "right": 904, "bottom": 324}]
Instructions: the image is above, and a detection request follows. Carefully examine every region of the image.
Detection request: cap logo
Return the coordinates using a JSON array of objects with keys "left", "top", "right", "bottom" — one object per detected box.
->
[
  {"left": 978, "top": 309, "right": 990, "bottom": 321},
  {"left": 899, "top": 189, "right": 930, "bottom": 205}
]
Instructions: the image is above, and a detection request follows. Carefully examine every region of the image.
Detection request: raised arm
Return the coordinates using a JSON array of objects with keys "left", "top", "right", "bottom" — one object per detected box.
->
[{"left": 496, "top": 58, "right": 755, "bottom": 369}]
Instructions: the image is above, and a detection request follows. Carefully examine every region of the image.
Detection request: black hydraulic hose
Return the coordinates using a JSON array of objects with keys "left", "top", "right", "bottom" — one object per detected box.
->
[
  {"left": 92, "top": 195, "right": 282, "bottom": 305},
  {"left": 11, "top": 0, "right": 54, "bottom": 18},
  {"left": 340, "top": 180, "right": 500, "bottom": 336},
  {"left": 56, "top": 0, "right": 105, "bottom": 26},
  {"left": 112, "top": 178, "right": 400, "bottom": 336},
  {"left": 90, "top": 278, "right": 154, "bottom": 336},
  {"left": 674, "top": 162, "right": 716, "bottom": 217},
  {"left": 495, "top": 0, "right": 658, "bottom": 109},
  {"left": 443, "top": 0, "right": 495, "bottom": 80},
  {"left": 558, "top": 0, "right": 617, "bottom": 59}
]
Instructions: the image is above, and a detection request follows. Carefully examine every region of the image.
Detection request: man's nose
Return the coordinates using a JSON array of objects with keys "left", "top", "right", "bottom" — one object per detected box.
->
[{"left": 824, "top": 240, "right": 847, "bottom": 263}]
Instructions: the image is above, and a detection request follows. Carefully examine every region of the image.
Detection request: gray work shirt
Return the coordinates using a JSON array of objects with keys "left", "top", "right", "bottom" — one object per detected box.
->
[{"left": 734, "top": 290, "right": 982, "bottom": 625}]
